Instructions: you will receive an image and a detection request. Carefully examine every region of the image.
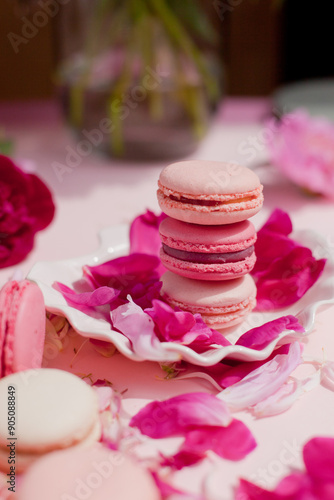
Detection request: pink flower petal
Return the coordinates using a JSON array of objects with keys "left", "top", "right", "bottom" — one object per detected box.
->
[
  {"left": 129, "top": 210, "right": 167, "bottom": 277},
  {"left": 130, "top": 392, "right": 231, "bottom": 438},
  {"left": 255, "top": 247, "right": 326, "bottom": 310},
  {"left": 218, "top": 342, "right": 303, "bottom": 411},
  {"left": 236, "top": 316, "right": 304, "bottom": 350},
  {"left": 251, "top": 209, "right": 326, "bottom": 311},
  {"left": 303, "top": 437, "right": 334, "bottom": 482},
  {"left": 92, "top": 386, "right": 114, "bottom": 412},
  {"left": 111, "top": 299, "right": 166, "bottom": 360},
  {"left": 163, "top": 419, "right": 256, "bottom": 469},
  {"left": 84, "top": 253, "right": 160, "bottom": 288},
  {"left": 146, "top": 300, "right": 230, "bottom": 349},
  {"left": 267, "top": 110, "right": 334, "bottom": 198},
  {"left": 54, "top": 282, "right": 120, "bottom": 307}
]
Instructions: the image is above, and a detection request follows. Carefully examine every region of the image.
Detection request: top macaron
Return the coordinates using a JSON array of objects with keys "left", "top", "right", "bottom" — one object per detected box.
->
[{"left": 157, "top": 160, "right": 263, "bottom": 225}]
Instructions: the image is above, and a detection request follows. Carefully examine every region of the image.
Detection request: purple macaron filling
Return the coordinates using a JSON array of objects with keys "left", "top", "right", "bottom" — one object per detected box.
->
[{"left": 162, "top": 244, "right": 255, "bottom": 264}]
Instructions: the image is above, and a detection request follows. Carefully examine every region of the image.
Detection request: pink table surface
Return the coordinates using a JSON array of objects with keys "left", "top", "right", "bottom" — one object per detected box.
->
[{"left": 1, "top": 98, "right": 334, "bottom": 499}]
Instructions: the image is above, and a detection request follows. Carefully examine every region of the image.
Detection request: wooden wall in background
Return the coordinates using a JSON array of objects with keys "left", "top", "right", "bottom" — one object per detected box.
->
[
  {"left": 0, "top": 0, "right": 283, "bottom": 101},
  {"left": 0, "top": 0, "right": 55, "bottom": 100}
]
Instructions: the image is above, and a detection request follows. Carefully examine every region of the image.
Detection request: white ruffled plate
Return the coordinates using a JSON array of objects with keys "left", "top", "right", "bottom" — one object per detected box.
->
[{"left": 27, "top": 226, "right": 334, "bottom": 366}]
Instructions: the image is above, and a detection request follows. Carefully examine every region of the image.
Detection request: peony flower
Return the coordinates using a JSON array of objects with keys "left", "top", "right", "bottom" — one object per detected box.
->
[
  {"left": 0, "top": 155, "right": 55, "bottom": 268},
  {"left": 267, "top": 110, "right": 334, "bottom": 198}
]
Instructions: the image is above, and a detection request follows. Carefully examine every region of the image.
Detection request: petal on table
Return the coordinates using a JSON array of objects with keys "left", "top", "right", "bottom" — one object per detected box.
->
[
  {"left": 218, "top": 342, "right": 303, "bottom": 411},
  {"left": 164, "top": 419, "right": 256, "bottom": 469},
  {"left": 303, "top": 437, "right": 334, "bottom": 482},
  {"left": 130, "top": 392, "right": 232, "bottom": 438}
]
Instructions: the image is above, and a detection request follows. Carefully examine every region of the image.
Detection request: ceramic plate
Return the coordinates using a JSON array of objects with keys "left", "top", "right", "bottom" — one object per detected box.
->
[{"left": 27, "top": 225, "right": 334, "bottom": 366}]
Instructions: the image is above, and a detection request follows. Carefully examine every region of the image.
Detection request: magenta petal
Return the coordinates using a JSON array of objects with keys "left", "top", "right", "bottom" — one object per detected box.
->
[
  {"left": 129, "top": 210, "right": 166, "bottom": 255},
  {"left": 236, "top": 316, "right": 304, "bottom": 350},
  {"left": 170, "top": 419, "right": 256, "bottom": 468},
  {"left": 130, "top": 392, "right": 231, "bottom": 438},
  {"left": 260, "top": 208, "right": 293, "bottom": 236},
  {"left": 54, "top": 282, "right": 120, "bottom": 307},
  {"left": 84, "top": 253, "right": 160, "bottom": 288},
  {"left": 146, "top": 299, "right": 196, "bottom": 342},
  {"left": 303, "top": 437, "right": 334, "bottom": 482},
  {"left": 256, "top": 248, "right": 326, "bottom": 310}
]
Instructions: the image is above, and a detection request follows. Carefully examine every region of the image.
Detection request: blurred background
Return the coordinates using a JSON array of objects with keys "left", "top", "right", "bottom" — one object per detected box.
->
[
  {"left": 1, "top": 0, "right": 333, "bottom": 100},
  {"left": 1, "top": 0, "right": 334, "bottom": 160}
]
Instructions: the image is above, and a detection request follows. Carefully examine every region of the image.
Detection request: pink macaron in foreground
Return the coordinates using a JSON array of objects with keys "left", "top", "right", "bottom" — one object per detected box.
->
[
  {"left": 157, "top": 160, "right": 263, "bottom": 225},
  {"left": 17, "top": 445, "right": 161, "bottom": 500},
  {"left": 159, "top": 217, "right": 257, "bottom": 280},
  {"left": 0, "top": 279, "right": 46, "bottom": 378},
  {"left": 160, "top": 271, "right": 257, "bottom": 330}
]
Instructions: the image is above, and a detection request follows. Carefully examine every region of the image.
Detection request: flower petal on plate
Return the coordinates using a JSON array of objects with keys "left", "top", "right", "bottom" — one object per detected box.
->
[
  {"left": 303, "top": 437, "right": 334, "bottom": 481},
  {"left": 236, "top": 316, "right": 304, "bottom": 350},
  {"left": 54, "top": 282, "right": 120, "bottom": 307},
  {"left": 130, "top": 392, "right": 232, "bottom": 438},
  {"left": 83, "top": 253, "right": 160, "bottom": 288},
  {"left": 111, "top": 299, "right": 166, "bottom": 360},
  {"left": 146, "top": 300, "right": 230, "bottom": 349},
  {"left": 218, "top": 342, "right": 303, "bottom": 411},
  {"left": 255, "top": 247, "right": 326, "bottom": 311},
  {"left": 129, "top": 210, "right": 167, "bottom": 256}
]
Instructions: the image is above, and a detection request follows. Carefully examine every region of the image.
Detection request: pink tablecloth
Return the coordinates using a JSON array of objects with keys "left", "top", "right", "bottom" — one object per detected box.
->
[{"left": 1, "top": 98, "right": 334, "bottom": 498}]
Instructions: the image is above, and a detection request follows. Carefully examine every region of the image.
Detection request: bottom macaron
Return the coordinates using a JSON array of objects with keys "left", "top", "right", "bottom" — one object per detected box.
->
[{"left": 160, "top": 271, "right": 257, "bottom": 330}]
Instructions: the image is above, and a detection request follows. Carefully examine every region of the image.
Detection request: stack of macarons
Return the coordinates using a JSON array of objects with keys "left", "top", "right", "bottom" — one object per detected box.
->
[{"left": 157, "top": 160, "right": 263, "bottom": 330}]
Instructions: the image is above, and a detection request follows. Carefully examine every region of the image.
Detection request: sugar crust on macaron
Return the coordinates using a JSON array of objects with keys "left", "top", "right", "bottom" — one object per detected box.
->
[
  {"left": 161, "top": 271, "right": 257, "bottom": 330},
  {"left": 159, "top": 217, "right": 257, "bottom": 280},
  {"left": 157, "top": 160, "right": 263, "bottom": 225}
]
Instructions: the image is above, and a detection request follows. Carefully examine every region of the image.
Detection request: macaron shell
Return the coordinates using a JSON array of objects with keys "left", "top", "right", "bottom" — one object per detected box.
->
[
  {"left": 158, "top": 160, "right": 261, "bottom": 196},
  {"left": 160, "top": 272, "right": 257, "bottom": 328},
  {"left": 160, "top": 248, "right": 256, "bottom": 280},
  {"left": 157, "top": 189, "right": 263, "bottom": 225},
  {"left": 2, "top": 280, "right": 46, "bottom": 377},
  {"left": 161, "top": 271, "right": 256, "bottom": 309},
  {"left": 17, "top": 445, "right": 161, "bottom": 500},
  {"left": 0, "top": 369, "right": 100, "bottom": 457},
  {"left": 0, "top": 418, "right": 101, "bottom": 474},
  {"left": 159, "top": 217, "right": 256, "bottom": 252}
]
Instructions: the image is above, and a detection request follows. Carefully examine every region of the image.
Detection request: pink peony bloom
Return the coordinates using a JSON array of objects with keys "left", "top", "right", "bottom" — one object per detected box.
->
[
  {"left": 0, "top": 155, "right": 55, "bottom": 268},
  {"left": 252, "top": 209, "right": 326, "bottom": 310},
  {"left": 267, "top": 110, "right": 334, "bottom": 198}
]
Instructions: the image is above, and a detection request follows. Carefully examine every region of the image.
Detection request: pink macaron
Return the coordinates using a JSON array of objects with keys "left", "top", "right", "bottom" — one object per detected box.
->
[
  {"left": 157, "top": 160, "right": 263, "bottom": 225},
  {"left": 160, "top": 271, "right": 257, "bottom": 330},
  {"left": 0, "top": 368, "right": 101, "bottom": 472},
  {"left": 0, "top": 280, "right": 46, "bottom": 378},
  {"left": 17, "top": 445, "right": 161, "bottom": 500},
  {"left": 159, "top": 217, "right": 257, "bottom": 280}
]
